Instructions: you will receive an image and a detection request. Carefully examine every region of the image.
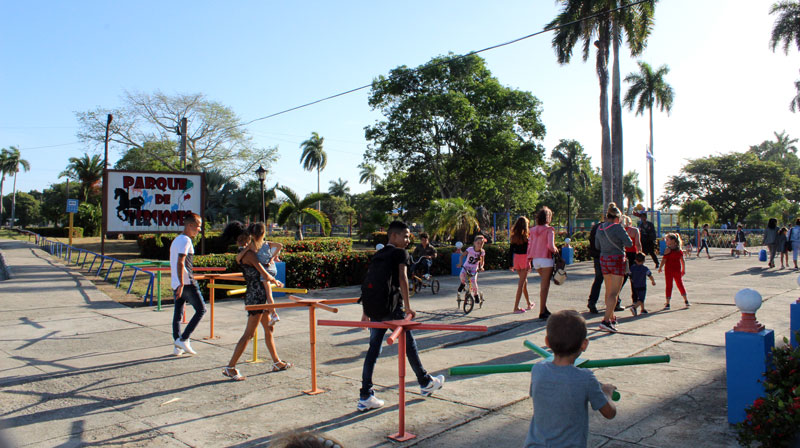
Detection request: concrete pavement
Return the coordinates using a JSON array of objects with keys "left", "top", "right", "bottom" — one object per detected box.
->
[{"left": 1, "top": 239, "right": 797, "bottom": 447}]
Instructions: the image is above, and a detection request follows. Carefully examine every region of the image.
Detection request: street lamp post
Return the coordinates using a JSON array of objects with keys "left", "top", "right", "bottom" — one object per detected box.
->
[{"left": 255, "top": 165, "right": 267, "bottom": 223}]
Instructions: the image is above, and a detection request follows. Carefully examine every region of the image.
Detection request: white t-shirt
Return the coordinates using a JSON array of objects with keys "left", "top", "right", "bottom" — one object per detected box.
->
[{"left": 170, "top": 234, "right": 195, "bottom": 289}]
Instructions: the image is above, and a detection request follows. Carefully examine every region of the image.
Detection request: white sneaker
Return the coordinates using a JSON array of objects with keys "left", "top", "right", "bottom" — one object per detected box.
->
[
  {"left": 269, "top": 311, "right": 280, "bottom": 326},
  {"left": 174, "top": 338, "right": 196, "bottom": 355},
  {"left": 424, "top": 273, "right": 431, "bottom": 280},
  {"left": 357, "top": 395, "right": 385, "bottom": 412},
  {"left": 421, "top": 374, "right": 445, "bottom": 397},
  {"left": 173, "top": 346, "right": 185, "bottom": 356}
]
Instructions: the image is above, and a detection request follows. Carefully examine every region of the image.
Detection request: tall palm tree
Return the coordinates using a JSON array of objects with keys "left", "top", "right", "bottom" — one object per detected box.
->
[
  {"left": 549, "top": 139, "right": 591, "bottom": 235},
  {"left": 610, "top": 0, "right": 654, "bottom": 207},
  {"left": 0, "top": 149, "right": 12, "bottom": 221},
  {"left": 203, "top": 168, "right": 240, "bottom": 224},
  {"left": 623, "top": 61, "right": 673, "bottom": 212},
  {"left": 65, "top": 153, "right": 103, "bottom": 203},
  {"left": 358, "top": 162, "right": 380, "bottom": 187},
  {"left": 770, "top": 1, "right": 800, "bottom": 54},
  {"left": 547, "top": 0, "right": 654, "bottom": 208},
  {"left": 328, "top": 177, "right": 350, "bottom": 198},
  {"left": 275, "top": 185, "right": 331, "bottom": 240},
  {"left": 299, "top": 132, "right": 328, "bottom": 209},
  {"left": 422, "top": 198, "right": 479, "bottom": 243},
  {"left": 5, "top": 146, "right": 30, "bottom": 227},
  {"left": 622, "top": 170, "right": 644, "bottom": 212}
]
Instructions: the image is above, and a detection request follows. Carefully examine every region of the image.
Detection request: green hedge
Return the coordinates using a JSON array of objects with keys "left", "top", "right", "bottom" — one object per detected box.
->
[
  {"left": 26, "top": 226, "right": 84, "bottom": 238},
  {"left": 138, "top": 233, "right": 353, "bottom": 259}
]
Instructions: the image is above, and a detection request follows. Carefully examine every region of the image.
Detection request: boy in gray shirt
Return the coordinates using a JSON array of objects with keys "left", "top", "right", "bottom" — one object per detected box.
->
[{"left": 524, "top": 310, "right": 617, "bottom": 447}]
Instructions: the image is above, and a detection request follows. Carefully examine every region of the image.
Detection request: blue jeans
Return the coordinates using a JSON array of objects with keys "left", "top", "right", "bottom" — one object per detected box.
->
[
  {"left": 360, "top": 309, "right": 431, "bottom": 399},
  {"left": 172, "top": 284, "right": 207, "bottom": 341},
  {"left": 412, "top": 258, "right": 432, "bottom": 276}
]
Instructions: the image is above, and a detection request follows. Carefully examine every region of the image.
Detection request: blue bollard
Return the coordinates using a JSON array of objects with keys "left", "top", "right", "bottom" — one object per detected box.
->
[
  {"left": 758, "top": 249, "right": 767, "bottom": 262},
  {"left": 274, "top": 261, "right": 287, "bottom": 298},
  {"left": 562, "top": 246, "right": 574, "bottom": 265},
  {"left": 659, "top": 239, "right": 666, "bottom": 254},
  {"left": 725, "top": 288, "right": 774, "bottom": 424},
  {"left": 451, "top": 253, "right": 462, "bottom": 276},
  {"left": 791, "top": 302, "right": 800, "bottom": 349}
]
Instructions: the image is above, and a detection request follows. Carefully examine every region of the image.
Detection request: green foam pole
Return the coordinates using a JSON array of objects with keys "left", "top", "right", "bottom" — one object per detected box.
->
[
  {"left": 523, "top": 340, "right": 552, "bottom": 359},
  {"left": 578, "top": 355, "right": 670, "bottom": 368},
  {"left": 449, "top": 363, "right": 535, "bottom": 375}
]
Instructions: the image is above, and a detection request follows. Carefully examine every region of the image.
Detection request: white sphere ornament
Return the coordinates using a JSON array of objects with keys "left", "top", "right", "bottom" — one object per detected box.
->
[
  {"left": 375, "top": 244, "right": 384, "bottom": 251},
  {"left": 455, "top": 241, "right": 463, "bottom": 249},
  {"left": 564, "top": 238, "right": 571, "bottom": 244},
  {"left": 734, "top": 288, "right": 762, "bottom": 314}
]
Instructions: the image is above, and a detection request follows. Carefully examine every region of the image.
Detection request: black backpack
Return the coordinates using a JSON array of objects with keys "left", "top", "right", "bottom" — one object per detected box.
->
[{"left": 359, "top": 246, "right": 402, "bottom": 320}]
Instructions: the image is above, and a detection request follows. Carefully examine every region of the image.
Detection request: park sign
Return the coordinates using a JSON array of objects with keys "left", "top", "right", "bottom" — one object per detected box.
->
[
  {"left": 103, "top": 170, "right": 205, "bottom": 234},
  {"left": 66, "top": 199, "right": 79, "bottom": 214}
]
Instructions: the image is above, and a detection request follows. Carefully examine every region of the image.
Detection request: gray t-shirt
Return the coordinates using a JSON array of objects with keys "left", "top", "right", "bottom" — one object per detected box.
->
[
  {"left": 256, "top": 243, "right": 278, "bottom": 279},
  {"left": 595, "top": 222, "right": 633, "bottom": 257},
  {"left": 524, "top": 362, "right": 608, "bottom": 448}
]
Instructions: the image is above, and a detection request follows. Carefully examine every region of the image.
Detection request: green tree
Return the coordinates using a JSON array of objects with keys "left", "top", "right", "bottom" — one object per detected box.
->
[
  {"left": 231, "top": 180, "right": 262, "bottom": 223},
  {"left": 114, "top": 141, "right": 179, "bottom": 171},
  {"left": 3, "top": 146, "right": 31, "bottom": 226},
  {"left": 40, "top": 182, "right": 69, "bottom": 226},
  {"left": 76, "top": 91, "right": 277, "bottom": 178},
  {"left": 204, "top": 168, "right": 240, "bottom": 224},
  {"left": 548, "top": 139, "right": 591, "bottom": 234},
  {"left": 76, "top": 202, "right": 102, "bottom": 236},
  {"left": 0, "top": 149, "right": 13, "bottom": 220},
  {"left": 64, "top": 154, "right": 103, "bottom": 203},
  {"left": 1, "top": 191, "right": 40, "bottom": 227},
  {"left": 622, "top": 170, "right": 644, "bottom": 213},
  {"left": 662, "top": 152, "right": 796, "bottom": 224},
  {"left": 328, "top": 177, "right": 350, "bottom": 198},
  {"left": 547, "top": 0, "right": 654, "bottom": 207},
  {"left": 320, "top": 195, "right": 356, "bottom": 228},
  {"left": 365, "top": 53, "right": 546, "bottom": 210},
  {"left": 623, "top": 61, "right": 674, "bottom": 211},
  {"left": 770, "top": 1, "right": 800, "bottom": 110},
  {"left": 679, "top": 199, "right": 716, "bottom": 229},
  {"left": 351, "top": 190, "right": 393, "bottom": 240},
  {"left": 749, "top": 131, "right": 798, "bottom": 163},
  {"left": 299, "top": 132, "right": 327, "bottom": 211},
  {"left": 423, "top": 198, "right": 479, "bottom": 243},
  {"left": 358, "top": 162, "right": 381, "bottom": 188},
  {"left": 275, "top": 186, "right": 331, "bottom": 240}
]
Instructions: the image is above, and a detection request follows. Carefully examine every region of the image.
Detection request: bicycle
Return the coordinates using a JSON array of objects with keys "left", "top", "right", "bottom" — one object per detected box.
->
[
  {"left": 408, "top": 256, "right": 440, "bottom": 297},
  {"left": 456, "top": 268, "right": 485, "bottom": 314}
]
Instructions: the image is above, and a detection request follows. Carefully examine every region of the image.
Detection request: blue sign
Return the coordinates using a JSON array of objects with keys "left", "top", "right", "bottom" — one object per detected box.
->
[{"left": 66, "top": 199, "right": 79, "bottom": 214}]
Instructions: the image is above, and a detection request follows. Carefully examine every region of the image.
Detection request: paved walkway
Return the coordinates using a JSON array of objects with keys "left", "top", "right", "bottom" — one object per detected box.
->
[{"left": 0, "top": 239, "right": 797, "bottom": 447}]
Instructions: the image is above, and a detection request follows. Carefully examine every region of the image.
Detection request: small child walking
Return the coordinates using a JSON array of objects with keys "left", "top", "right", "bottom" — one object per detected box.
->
[
  {"left": 776, "top": 227, "right": 789, "bottom": 269},
  {"left": 524, "top": 310, "right": 616, "bottom": 447},
  {"left": 456, "top": 235, "right": 486, "bottom": 300},
  {"left": 629, "top": 253, "right": 656, "bottom": 316},
  {"left": 658, "top": 233, "right": 689, "bottom": 309},
  {"left": 509, "top": 217, "right": 534, "bottom": 314}
]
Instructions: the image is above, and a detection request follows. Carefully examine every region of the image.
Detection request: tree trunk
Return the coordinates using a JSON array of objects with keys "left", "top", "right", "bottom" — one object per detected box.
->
[
  {"left": 649, "top": 105, "right": 655, "bottom": 212},
  {"left": 0, "top": 176, "right": 4, "bottom": 222},
  {"left": 611, "top": 28, "right": 624, "bottom": 208},
  {"left": 596, "top": 37, "right": 613, "bottom": 208},
  {"left": 10, "top": 170, "right": 18, "bottom": 227}
]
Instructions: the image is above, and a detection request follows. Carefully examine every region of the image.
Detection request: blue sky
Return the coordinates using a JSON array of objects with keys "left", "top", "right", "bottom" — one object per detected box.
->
[{"left": 2, "top": 1, "right": 797, "bottom": 210}]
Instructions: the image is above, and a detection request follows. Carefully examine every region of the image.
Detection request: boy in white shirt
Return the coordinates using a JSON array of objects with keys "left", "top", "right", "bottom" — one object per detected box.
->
[{"left": 170, "top": 213, "right": 206, "bottom": 355}]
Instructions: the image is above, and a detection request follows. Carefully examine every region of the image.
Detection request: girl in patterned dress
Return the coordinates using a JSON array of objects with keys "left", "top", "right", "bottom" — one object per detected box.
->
[{"left": 222, "top": 224, "right": 291, "bottom": 381}]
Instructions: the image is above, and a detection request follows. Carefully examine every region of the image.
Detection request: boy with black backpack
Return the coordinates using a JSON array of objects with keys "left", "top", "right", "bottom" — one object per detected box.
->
[{"left": 357, "top": 221, "right": 445, "bottom": 412}]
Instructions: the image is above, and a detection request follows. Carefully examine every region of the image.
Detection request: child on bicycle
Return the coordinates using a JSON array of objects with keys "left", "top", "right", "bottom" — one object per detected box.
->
[
  {"left": 411, "top": 232, "right": 437, "bottom": 279},
  {"left": 456, "top": 235, "right": 485, "bottom": 301}
]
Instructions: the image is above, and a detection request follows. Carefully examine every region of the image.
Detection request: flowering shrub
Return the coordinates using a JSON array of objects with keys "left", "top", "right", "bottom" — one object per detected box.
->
[
  {"left": 138, "top": 234, "right": 352, "bottom": 259},
  {"left": 736, "top": 334, "right": 800, "bottom": 447}
]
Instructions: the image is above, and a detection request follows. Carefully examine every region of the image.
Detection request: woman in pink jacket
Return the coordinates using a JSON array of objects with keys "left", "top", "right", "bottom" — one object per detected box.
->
[{"left": 527, "top": 206, "right": 558, "bottom": 320}]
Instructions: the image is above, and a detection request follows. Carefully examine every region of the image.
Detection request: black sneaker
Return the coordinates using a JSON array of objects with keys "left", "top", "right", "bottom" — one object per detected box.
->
[
  {"left": 587, "top": 304, "right": 599, "bottom": 314},
  {"left": 614, "top": 304, "right": 625, "bottom": 312},
  {"left": 664, "top": 302, "right": 670, "bottom": 310},
  {"left": 539, "top": 310, "right": 552, "bottom": 320},
  {"left": 598, "top": 320, "right": 617, "bottom": 332}
]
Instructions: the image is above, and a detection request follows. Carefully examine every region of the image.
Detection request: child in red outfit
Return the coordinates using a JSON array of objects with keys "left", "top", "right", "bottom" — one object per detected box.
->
[{"left": 658, "top": 233, "right": 689, "bottom": 309}]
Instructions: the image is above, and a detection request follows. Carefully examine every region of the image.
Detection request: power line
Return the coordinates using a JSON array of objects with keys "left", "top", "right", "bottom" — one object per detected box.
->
[{"left": 237, "top": 0, "right": 649, "bottom": 128}]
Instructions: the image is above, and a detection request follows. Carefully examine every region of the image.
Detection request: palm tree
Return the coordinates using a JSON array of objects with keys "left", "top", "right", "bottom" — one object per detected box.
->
[
  {"left": 299, "top": 132, "right": 327, "bottom": 208},
  {"left": 679, "top": 199, "right": 716, "bottom": 229},
  {"left": 791, "top": 71, "right": 800, "bottom": 112},
  {"left": 770, "top": 1, "right": 800, "bottom": 54},
  {"left": 328, "top": 177, "right": 350, "bottom": 198},
  {"left": 5, "top": 146, "right": 30, "bottom": 227},
  {"left": 623, "top": 61, "right": 673, "bottom": 212},
  {"left": 622, "top": 171, "right": 644, "bottom": 213},
  {"left": 275, "top": 185, "right": 331, "bottom": 240},
  {"left": 65, "top": 153, "right": 103, "bottom": 203},
  {"left": 0, "top": 149, "right": 12, "bottom": 221},
  {"left": 423, "top": 198, "right": 479, "bottom": 243},
  {"left": 549, "top": 139, "right": 591, "bottom": 235},
  {"left": 358, "top": 162, "right": 380, "bottom": 187},
  {"left": 204, "top": 169, "right": 240, "bottom": 224},
  {"left": 547, "top": 0, "right": 654, "bottom": 208}
]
